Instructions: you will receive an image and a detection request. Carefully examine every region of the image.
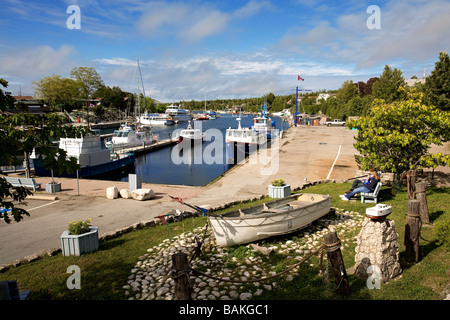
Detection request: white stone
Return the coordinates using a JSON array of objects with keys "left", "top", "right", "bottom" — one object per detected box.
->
[
  {"left": 131, "top": 188, "right": 156, "bottom": 201},
  {"left": 106, "top": 186, "right": 118, "bottom": 199},
  {"left": 120, "top": 189, "right": 132, "bottom": 199},
  {"left": 240, "top": 292, "right": 252, "bottom": 300}
]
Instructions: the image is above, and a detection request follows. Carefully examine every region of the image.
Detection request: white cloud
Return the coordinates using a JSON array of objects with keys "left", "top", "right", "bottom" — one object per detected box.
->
[
  {"left": 277, "top": 0, "right": 450, "bottom": 73},
  {"left": 0, "top": 45, "right": 77, "bottom": 78}
]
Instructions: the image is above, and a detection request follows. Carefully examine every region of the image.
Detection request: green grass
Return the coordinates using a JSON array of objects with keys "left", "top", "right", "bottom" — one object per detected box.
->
[{"left": 1, "top": 183, "right": 449, "bottom": 300}]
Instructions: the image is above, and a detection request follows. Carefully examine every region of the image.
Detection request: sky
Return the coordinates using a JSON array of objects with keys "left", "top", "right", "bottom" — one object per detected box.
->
[{"left": 1, "top": 0, "right": 449, "bottom": 102}]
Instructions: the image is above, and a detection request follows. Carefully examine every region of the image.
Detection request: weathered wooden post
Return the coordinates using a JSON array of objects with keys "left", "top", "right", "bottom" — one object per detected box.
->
[
  {"left": 172, "top": 252, "right": 192, "bottom": 300},
  {"left": 407, "top": 170, "right": 416, "bottom": 199},
  {"left": 414, "top": 181, "right": 430, "bottom": 224},
  {"left": 324, "top": 231, "right": 350, "bottom": 296},
  {"left": 404, "top": 200, "right": 421, "bottom": 263}
]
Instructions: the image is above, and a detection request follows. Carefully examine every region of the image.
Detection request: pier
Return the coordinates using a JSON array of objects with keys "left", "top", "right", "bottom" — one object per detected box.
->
[{"left": 113, "top": 138, "right": 178, "bottom": 155}]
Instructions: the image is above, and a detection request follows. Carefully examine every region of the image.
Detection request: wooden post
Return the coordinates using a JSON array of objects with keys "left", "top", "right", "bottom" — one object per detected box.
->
[
  {"left": 323, "top": 231, "right": 350, "bottom": 296},
  {"left": 172, "top": 252, "right": 192, "bottom": 300},
  {"left": 405, "top": 200, "right": 421, "bottom": 263},
  {"left": 414, "top": 181, "right": 430, "bottom": 224},
  {"left": 407, "top": 170, "right": 416, "bottom": 199}
]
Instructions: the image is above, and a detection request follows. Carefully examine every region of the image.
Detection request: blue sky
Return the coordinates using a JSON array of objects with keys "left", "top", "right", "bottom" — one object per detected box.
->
[{"left": 1, "top": 0, "right": 449, "bottom": 102}]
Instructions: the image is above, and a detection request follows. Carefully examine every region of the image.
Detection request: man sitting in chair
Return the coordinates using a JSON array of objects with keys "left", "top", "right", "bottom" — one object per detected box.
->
[{"left": 340, "top": 168, "right": 380, "bottom": 201}]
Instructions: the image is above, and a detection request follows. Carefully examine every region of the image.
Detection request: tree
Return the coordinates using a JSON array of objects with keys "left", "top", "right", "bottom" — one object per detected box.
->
[
  {"left": 337, "top": 80, "right": 359, "bottom": 104},
  {"left": 372, "top": 65, "right": 406, "bottom": 103},
  {"left": 348, "top": 90, "right": 450, "bottom": 179},
  {"left": 70, "top": 67, "right": 104, "bottom": 100},
  {"left": 1, "top": 79, "right": 81, "bottom": 223},
  {"left": 424, "top": 51, "right": 450, "bottom": 111},
  {"left": 33, "top": 74, "right": 80, "bottom": 111}
]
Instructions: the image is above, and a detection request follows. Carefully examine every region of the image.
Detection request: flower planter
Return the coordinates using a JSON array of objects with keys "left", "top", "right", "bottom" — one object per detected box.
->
[
  {"left": 268, "top": 184, "right": 291, "bottom": 198},
  {"left": 46, "top": 182, "right": 61, "bottom": 193},
  {"left": 61, "top": 227, "right": 99, "bottom": 256}
]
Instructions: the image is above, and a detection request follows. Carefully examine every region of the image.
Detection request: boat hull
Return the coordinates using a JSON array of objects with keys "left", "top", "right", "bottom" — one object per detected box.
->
[
  {"left": 32, "top": 154, "right": 135, "bottom": 178},
  {"left": 208, "top": 193, "right": 331, "bottom": 246}
]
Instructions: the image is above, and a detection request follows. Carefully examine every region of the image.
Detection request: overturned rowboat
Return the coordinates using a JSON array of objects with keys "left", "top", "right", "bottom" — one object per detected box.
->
[{"left": 208, "top": 193, "right": 332, "bottom": 247}]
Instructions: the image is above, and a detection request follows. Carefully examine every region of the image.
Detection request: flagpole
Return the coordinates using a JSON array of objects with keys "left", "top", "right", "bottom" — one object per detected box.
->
[{"left": 295, "top": 86, "right": 298, "bottom": 127}]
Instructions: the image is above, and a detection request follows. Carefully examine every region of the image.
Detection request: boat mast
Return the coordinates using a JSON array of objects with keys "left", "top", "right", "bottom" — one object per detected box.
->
[{"left": 136, "top": 60, "right": 140, "bottom": 122}]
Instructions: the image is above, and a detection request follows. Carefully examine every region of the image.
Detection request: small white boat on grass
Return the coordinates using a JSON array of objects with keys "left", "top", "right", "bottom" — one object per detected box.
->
[{"left": 208, "top": 193, "right": 332, "bottom": 246}]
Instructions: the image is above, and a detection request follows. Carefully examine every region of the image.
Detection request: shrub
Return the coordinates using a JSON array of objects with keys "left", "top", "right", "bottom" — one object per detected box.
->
[
  {"left": 271, "top": 178, "right": 285, "bottom": 187},
  {"left": 434, "top": 218, "right": 450, "bottom": 250},
  {"left": 68, "top": 218, "right": 92, "bottom": 235}
]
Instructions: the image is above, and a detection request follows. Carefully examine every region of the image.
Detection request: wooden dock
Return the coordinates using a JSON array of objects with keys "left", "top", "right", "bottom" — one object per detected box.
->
[{"left": 114, "top": 139, "right": 178, "bottom": 155}]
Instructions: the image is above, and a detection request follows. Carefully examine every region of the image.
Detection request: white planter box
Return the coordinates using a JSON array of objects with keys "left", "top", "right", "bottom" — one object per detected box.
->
[
  {"left": 61, "top": 227, "right": 99, "bottom": 256},
  {"left": 46, "top": 182, "right": 61, "bottom": 193},
  {"left": 268, "top": 184, "right": 291, "bottom": 198}
]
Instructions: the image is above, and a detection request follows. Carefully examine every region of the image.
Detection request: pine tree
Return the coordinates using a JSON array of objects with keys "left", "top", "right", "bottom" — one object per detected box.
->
[{"left": 424, "top": 51, "right": 450, "bottom": 111}]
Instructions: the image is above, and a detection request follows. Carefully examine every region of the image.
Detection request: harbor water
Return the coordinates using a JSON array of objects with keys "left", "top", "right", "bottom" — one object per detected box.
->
[{"left": 109, "top": 113, "right": 290, "bottom": 186}]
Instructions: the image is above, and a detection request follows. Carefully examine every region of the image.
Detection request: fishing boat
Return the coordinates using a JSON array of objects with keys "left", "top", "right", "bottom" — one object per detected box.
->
[
  {"left": 105, "top": 124, "right": 158, "bottom": 150},
  {"left": 32, "top": 133, "right": 135, "bottom": 178},
  {"left": 165, "top": 105, "right": 192, "bottom": 122},
  {"left": 225, "top": 115, "right": 266, "bottom": 162},
  {"left": 138, "top": 113, "right": 174, "bottom": 125},
  {"left": 252, "top": 103, "right": 279, "bottom": 139},
  {"left": 208, "top": 193, "right": 332, "bottom": 246},
  {"left": 178, "top": 121, "right": 203, "bottom": 142}
]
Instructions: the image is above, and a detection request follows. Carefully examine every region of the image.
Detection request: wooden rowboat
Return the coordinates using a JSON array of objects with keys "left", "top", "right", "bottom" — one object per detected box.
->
[{"left": 208, "top": 193, "right": 332, "bottom": 247}]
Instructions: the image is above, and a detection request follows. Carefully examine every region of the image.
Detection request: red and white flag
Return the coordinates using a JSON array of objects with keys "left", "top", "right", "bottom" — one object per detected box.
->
[{"left": 298, "top": 75, "right": 304, "bottom": 81}]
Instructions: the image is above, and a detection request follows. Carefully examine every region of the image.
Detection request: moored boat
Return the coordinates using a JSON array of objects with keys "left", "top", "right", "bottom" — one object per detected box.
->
[
  {"left": 178, "top": 121, "right": 203, "bottom": 142},
  {"left": 225, "top": 116, "right": 266, "bottom": 162},
  {"left": 208, "top": 193, "right": 332, "bottom": 246},
  {"left": 165, "top": 105, "right": 192, "bottom": 122},
  {"left": 32, "top": 134, "right": 135, "bottom": 178},
  {"left": 252, "top": 103, "right": 279, "bottom": 139},
  {"left": 105, "top": 124, "right": 158, "bottom": 150},
  {"left": 138, "top": 113, "right": 174, "bottom": 125}
]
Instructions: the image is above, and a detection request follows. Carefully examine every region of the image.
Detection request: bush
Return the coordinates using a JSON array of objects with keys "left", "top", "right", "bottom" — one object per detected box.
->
[
  {"left": 271, "top": 178, "right": 285, "bottom": 187},
  {"left": 434, "top": 218, "right": 450, "bottom": 250},
  {"left": 68, "top": 218, "right": 92, "bottom": 235}
]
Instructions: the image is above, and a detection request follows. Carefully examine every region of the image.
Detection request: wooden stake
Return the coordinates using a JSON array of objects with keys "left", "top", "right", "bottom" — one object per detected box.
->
[
  {"left": 405, "top": 200, "right": 421, "bottom": 263},
  {"left": 323, "top": 231, "right": 350, "bottom": 296},
  {"left": 172, "top": 252, "right": 192, "bottom": 300},
  {"left": 414, "top": 181, "right": 430, "bottom": 224},
  {"left": 407, "top": 170, "right": 416, "bottom": 199}
]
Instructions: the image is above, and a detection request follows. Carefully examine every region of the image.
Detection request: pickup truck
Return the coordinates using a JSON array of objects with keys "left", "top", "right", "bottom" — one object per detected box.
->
[{"left": 326, "top": 119, "right": 346, "bottom": 126}]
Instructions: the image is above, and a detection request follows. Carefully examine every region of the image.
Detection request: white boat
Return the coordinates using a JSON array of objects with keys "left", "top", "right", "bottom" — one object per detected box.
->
[
  {"left": 253, "top": 103, "right": 278, "bottom": 139},
  {"left": 178, "top": 121, "right": 203, "bottom": 142},
  {"left": 272, "top": 109, "right": 292, "bottom": 117},
  {"left": 165, "top": 105, "right": 192, "bottom": 122},
  {"left": 365, "top": 204, "right": 392, "bottom": 219},
  {"left": 225, "top": 116, "right": 266, "bottom": 161},
  {"left": 32, "top": 133, "right": 135, "bottom": 178},
  {"left": 105, "top": 124, "right": 158, "bottom": 150},
  {"left": 208, "top": 193, "right": 332, "bottom": 246},
  {"left": 138, "top": 113, "right": 174, "bottom": 125}
]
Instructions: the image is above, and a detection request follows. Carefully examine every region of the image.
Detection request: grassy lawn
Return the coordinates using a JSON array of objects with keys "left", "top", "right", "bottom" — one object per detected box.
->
[{"left": 1, "top": 183, "right": 449, "bottom": 300}]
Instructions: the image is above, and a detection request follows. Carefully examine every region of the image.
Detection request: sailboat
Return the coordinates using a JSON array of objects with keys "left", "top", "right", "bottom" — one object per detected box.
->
[{"left": 134, "top": 60, "right": 174, "bottom": 126}]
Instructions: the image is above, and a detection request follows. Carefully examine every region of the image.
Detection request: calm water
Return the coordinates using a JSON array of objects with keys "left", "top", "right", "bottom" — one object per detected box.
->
[{"left": 113, "top": 113, "right": 290, "bottom": 186}]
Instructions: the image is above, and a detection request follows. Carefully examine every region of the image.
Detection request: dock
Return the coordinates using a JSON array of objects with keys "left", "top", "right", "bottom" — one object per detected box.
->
[{"left": 114, "top": 138, "right": 178, "bottom": 155}]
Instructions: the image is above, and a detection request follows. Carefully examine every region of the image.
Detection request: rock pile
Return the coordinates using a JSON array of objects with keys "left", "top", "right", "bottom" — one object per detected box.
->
[
  {"left": 354, "top": 218, "right": 402, "bottom": 283},
  {"left": 124, "top": 208, "right": 364, "bottom": 300}
]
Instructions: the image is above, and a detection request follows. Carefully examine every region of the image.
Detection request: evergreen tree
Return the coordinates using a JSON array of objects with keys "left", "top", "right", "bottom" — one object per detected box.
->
[
  {"left": 372, "top": 65, "right": 406, "bottom": 103},
  {"left": 424, "top": 51, "right": 450, "bottom": 111}
]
